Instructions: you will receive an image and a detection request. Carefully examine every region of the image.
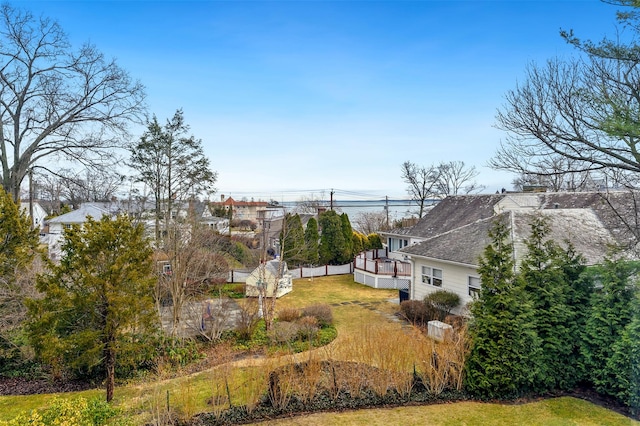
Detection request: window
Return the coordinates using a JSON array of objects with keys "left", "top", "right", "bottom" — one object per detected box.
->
[
  {"left": 421, "top": 266, "right": 443, "bottom": 287},
  {"left": 388, "top": 238, "right": 409, "bottom": 252},
  {"left": 162, "top": 263, "right": 172, "bottom": 275},
  {"left": 468, "top": 276, "right": 481, "bottom": 298}
]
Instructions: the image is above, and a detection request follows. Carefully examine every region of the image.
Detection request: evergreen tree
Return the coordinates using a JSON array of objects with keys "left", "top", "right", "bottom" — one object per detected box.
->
[
  {"left": 583, "top": 258, "right": 637, "bottom": 399},
  {"left": 557, "top": 242, "right": 591, "bottom": 385},
  {"left": 0, "top": 188, "right": 39, "bottom": 367},
  {"left": 129, "top": 109, "right": 217, "bottom": 244},
  {"left": 281, "top": 213, "right": 305, "bottom": 265},
  {"left": 465, "top": 218, "right": 542, "bottom": 398},
  {"left": 303, "top": 217, "right": 319, "bottom": 265},
  {"left": 519, "top": 215, "right": 576, "bottom": 390},
  {"left": 606, "top": 286, "right": 640, "bottom": 414},
  {"left": 27, "top": 215, "right": 157, "bottom": 402},
  {"left": 339, "top": 213, "right": 355, "bottom": 263},
  {"left": 352, "top": 231, "right": 365, "bottom": 255},
  {"left": 318, "top": 210, "right": 345, "bottom": 265},
  {"left": 367, "top": 233, "right": 383, "bottom": 249}
]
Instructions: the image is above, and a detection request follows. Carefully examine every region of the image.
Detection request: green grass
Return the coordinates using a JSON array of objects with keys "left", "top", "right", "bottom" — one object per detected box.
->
[
  {"left": 249, "top": 397, "right": 638, "bottom": 426},
  {"left": 0, "top": 275, "right": 636, "bottom": 425}
]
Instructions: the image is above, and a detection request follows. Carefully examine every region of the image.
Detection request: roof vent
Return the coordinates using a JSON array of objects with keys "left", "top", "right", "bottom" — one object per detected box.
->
[{"left": 554, "top": 203, "right": 560, "bottom": 209}]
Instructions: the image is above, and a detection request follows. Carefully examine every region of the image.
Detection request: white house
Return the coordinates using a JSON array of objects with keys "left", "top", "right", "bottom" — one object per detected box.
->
[
  {"left": 46, "top": 203, "right": 115, "bottom": 261},
  {"left": 19, "top": 201, "right": 48, "bottom": 231},
  {"left": 376, "top": 191, "right": 639, "bottom": 314}
]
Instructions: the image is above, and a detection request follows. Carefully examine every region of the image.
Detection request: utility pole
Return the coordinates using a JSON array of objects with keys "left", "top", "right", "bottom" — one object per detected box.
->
[
  {"left": 29, "top": 168, "right": 34, "bottom": 229},
  {"left": 385, "top": 195, "right": 389, "bottom": 229},
  {"left": 330, "top": 189, "right": 334, "bottom": 210}
]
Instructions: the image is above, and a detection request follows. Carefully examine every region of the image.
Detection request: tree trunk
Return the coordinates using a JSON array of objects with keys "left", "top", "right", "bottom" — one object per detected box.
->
[{"left": 105, "top": 337, "right": 116, "bottom": 402}]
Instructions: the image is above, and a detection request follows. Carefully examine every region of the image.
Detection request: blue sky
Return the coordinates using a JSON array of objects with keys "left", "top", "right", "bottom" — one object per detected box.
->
[{"left": 20, "top": 0, "right": 621, "bottom": 201}]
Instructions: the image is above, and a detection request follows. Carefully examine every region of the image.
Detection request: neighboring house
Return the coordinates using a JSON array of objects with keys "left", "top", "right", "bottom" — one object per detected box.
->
[
  {"left": 372, "top": 191, "right": 640, "bottom": 314},
  {"left": 210, "top": 195, "right": 270, "bottom": 225},
  {"left": 200, "top": 210, "right": 230, "bottom": 235},
  {"left": 20, "top": 200, "right": 48, "bottom": 231},
  {"left": 245, "top": 259, "right": 293, "bottom": 298},
  {"left": 46, "top": 203, "right": 115, "bottom": 261}
]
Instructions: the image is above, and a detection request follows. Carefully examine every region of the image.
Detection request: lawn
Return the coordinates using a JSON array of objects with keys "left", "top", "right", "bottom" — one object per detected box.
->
[
  {"left": 0, "top": 275, "right": 636, "bottom": 425},
  {"left": 249, "top": 397, "right": 637, "bottom": 426}
]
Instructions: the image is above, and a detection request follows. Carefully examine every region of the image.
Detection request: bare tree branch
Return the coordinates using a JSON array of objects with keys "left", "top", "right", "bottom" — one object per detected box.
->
[{"left": 0, "top": 4, "right": 146, "bottom": 200}]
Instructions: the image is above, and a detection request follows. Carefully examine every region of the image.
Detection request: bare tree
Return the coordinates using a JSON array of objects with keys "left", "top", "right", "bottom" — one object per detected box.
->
[
  {"left": 353, "top": 210, "right": 389, "bottom": 234},
  {"left": 491, "top": 1, "right": 640, "bottom": 185},
  {"left": 435, "top": 161, "right": 484, "bottom": 195},
  {"left": 0, "top": 4, "right": 146, "bottom": 200},
  {"left": 401, "top": 161, "right": 440, "bottom": 218},
  {"left": 156, "top": 223, "right": 229, "bottom": 338},
  {"left": 292, "top": 193, "right": 330, "bottom": 214},
  {"left": 45, "top": 168, "right": 124, "bottom": 207},
  {"left": 402, "top": 160, "right": 482, "bottom": 218}
]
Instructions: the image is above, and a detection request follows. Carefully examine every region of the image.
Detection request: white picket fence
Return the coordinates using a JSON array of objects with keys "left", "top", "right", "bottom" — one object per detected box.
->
[{"left": 227, "top": 263, "right": 353, "bottom": 283}]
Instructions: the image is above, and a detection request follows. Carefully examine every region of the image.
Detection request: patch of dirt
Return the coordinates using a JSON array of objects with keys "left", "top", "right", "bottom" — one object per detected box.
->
[
  {"left": 0, "top": 377, "right": 94, "bottom": 396},
  {"left": 564, "top": 386, "right": 635, "bottom": 420}
]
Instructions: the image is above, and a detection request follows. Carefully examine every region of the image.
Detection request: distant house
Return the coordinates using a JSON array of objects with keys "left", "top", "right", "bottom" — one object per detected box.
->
[
  {"left": 370, "top": 191, "right": 640, "bottom": 314},
  {"left": 200, "top": 209, "right": 230, "bottom": 234},
  {"left": 245, "top": 260, "right": 293, "bottom": 298},
  {"left": 46, "top": 203, "right": 115, "bottom": 261},
  {"left": 210, "top": 195, "right": 270, "bottom": 225}
]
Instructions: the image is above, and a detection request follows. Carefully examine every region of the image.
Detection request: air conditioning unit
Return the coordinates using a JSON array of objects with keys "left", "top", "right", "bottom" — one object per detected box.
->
[{"left": 427, "top": 320, "right": 453, "bottom": 342}]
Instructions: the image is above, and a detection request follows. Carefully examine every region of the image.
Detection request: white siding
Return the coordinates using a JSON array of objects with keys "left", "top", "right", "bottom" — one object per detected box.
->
[{"left": 411, "top": 258, "right": 478, "bottom": 314}]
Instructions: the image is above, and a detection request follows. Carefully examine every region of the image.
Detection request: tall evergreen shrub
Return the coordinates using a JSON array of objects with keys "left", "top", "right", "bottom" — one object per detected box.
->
[{"left": 465, "top": 218, "right": 542, "bottom": 398}]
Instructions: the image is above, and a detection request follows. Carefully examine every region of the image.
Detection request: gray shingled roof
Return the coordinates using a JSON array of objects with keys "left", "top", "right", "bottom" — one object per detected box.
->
[
  {"left": 398, "top": 191, "right": 638, "bottom": 267},
  {"left": 400, "top": 213, "right": 500, "bottom": 266},
  {"left": 47, "top": 203, "right": 113, "bottom": 224},
  {"left": 390, "top": 194, "right": 505, "bottom": 239}
]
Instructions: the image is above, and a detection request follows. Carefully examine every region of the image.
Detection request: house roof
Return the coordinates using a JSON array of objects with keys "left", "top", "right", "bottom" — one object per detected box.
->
[
  {"left": 47, "top": 203, "right": 113, "bottom": 224},
  {"left": 249, "top": 260, "right": 289, "bottom": 279},
  {"left": 389, "top": 194, "right": 504, "bottom": 238},
  {"left": 398, "top": 191, "right": 637, "bottom": 267},
  {"left": 213, "top": 197, "right": 268, "bottom": 208}
]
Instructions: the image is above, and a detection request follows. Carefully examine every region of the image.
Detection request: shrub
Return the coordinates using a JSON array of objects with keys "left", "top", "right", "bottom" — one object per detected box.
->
[
  {"left": 277, "top": 307, "right": 302, "bottom": 323},
  {"left": 297, "top": 315, "right": 320, "bottom": 340},
  {"left": 1, "top": 396, "right": 122, "bottom": 426},
  {"left": 425, "top": 290, "right": 461, "bottom": 321},
  {"left": 302, "top": 304, "right": 333, "bottom": 327},
  {"left": 268, "top": 321, "right": 300, "bottom": 344},
  {"left": 400, "top": 300, "right": 429, "bottom": 325},
  {"left": 235, "top": 298, "right": 261, "bottom": 340}
]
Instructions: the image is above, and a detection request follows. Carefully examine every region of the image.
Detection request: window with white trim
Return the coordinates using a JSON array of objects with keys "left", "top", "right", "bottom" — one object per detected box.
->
[
  {"left": 421, "top": 266, "right": 443, "bottom": 287},
  {"left": 468, "top": 276, "right": 481, "bottom": 298}
]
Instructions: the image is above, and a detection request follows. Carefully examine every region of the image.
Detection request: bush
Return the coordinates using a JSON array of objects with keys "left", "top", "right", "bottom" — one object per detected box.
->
[
  {"left": 297, "top": 316, "right": 319, "bottom": 340},
  {"left": 157, "top": 337, "right": 204, "bottom": 368},
  {"left": 425, "top": 290, "right": 461, "bottom": 321},
  {"left": 268, "top": 321, "right": 300, "bottom": 344},
  {"left": 400, "top": 300, "right": 429, "bottom": 325},
  {"left": 1, "top": 396, "right": 122, "bottom": 426},
  {"left": 302, "top": 304, "right": 333, "bottom": 327},
  {"left": 277, "top": 307, "right": 302, "bottom": 322}
]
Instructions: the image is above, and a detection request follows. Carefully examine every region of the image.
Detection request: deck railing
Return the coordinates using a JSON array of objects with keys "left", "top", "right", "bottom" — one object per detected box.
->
[{"left": 353, "top": 251, "right": 411, "bottom": 277}]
